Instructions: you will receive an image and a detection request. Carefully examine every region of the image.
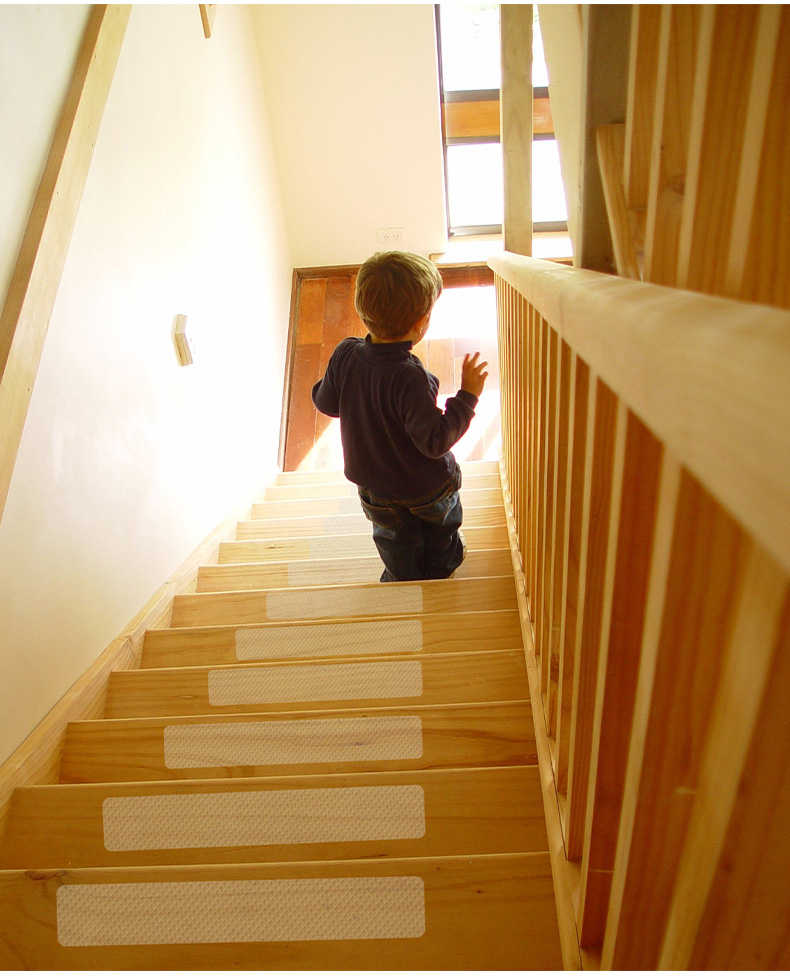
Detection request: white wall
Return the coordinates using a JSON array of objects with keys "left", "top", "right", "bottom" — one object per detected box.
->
[
  {"left": 253, "top": 4, "right": 448, "bottom": 267},
  {"left": 0, "top": 4, "right": 292, "bottom": 764},
  {"left": 538, "top": 3, "right": 583, "bottom": 251}
]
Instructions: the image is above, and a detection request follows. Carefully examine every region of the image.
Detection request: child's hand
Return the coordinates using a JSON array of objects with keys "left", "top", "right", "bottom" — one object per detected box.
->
[{"left": 461, "top": 351, "right": 489, "bottom": 398}]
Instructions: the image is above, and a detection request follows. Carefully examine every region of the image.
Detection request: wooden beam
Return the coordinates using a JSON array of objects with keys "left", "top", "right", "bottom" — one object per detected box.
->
[
  {"left": 0, "top": 5, "right": 131, "bottom": 527},
  {"left": 500, "top": 3, "right": 533, "bottom": 255},
  {"left": 643, "top": 5, "right": 699, "bottom": 286},
  {"left": 676, "top": 6, "right": 761, "bottom": 295},
  {"left": 444, "top": 96, "right": 554, "bottom": 140}
]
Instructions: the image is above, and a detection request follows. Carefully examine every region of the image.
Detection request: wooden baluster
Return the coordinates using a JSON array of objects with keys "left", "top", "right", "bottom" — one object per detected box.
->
[
  {"left": 534, "top": 318, "right": 550, "bottom": 671},
  {"left": 643, "top": 5, "right": 699, "bottom": 285},
  {"left": 727, "top": 5, "right": 787, "bottom": 307},
  {"left": 577, "top": 407, "right": 663, "bottom": 947},
  {"left": 555, "top": 354, "right": 589, "bottom": 801},
  {"left": 528, "top": 304, "right": 540, "bottom": 622},
  {"left": 518, "top": 296, "right": 530, "bottom": 571},
  {"left": 602, "top": 464, "right": 750, "bottom": 969},
  {"left": 539, "top": 327, "right": 559, "bottom": 699},
  {"left": 565, "top": 377, "right": 619, "bottom": 861},
  {"left": 623, "top": 4, "right": 662, "bottom": 213},
  {"left": 659, "top": 549, "right": 790, "bottom": 969},
  {"left": 676, "top": 5, "right": 761, "bottom": 294},
  {"left": 546, "top": 340, "right": 572, "bottom": 743}
]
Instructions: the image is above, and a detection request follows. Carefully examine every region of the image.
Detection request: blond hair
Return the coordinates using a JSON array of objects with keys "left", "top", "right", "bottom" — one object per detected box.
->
[{"left": 355, "top": 251, "right": 443, "bottom": 339}]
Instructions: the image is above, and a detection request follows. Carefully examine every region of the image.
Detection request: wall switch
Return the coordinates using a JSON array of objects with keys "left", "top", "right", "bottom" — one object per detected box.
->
[
  {"left": 173, "top": 314, "right": 194, "bottom": 366},
  {"left": 377, "top": 226, "right": 405, "bottom": 245}
]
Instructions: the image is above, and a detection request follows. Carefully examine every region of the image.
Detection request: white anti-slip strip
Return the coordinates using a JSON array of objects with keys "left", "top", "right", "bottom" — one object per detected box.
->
[
  {"left": 287, "top": 557, "right": 382, "bottom": 587},
  {"left": 235, "top": 618, "right": 423, "bottom": 661},
  {"left": 163, "top": 715, "right": 424, "bottom": 769},
  {"left": 323, "top": 513, "right": 368, "bottom": 534},
  {"left": 266, "top": 585, "right": 423, "bottom": 620},
  {"left": 308, "top": 535, "right": 377, "bottom": 559},
  {"left": 102, "top": 784, "right": 426, "bottom": 851},
  {"left": 208, "top": 661, "right": 423, "bottom": 706},
  {"left": 337, "top": 496, "right": 363, "bottom": 514},
  {"left": 57, "top": 876, "right": 426, "bottom": 946}
]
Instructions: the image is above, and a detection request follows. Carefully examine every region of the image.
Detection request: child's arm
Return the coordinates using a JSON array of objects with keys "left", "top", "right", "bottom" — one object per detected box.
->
[{"left": 401, "top": 350, "right": 488, "bottom": 458}]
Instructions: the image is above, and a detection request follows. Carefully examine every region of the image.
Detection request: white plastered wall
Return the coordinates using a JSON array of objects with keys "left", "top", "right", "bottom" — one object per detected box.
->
[
  {"left": 252, "top": 4, "right": 448, "bottom": 267},
  {"left": 0, "top": 5, "right": 291, "bottom": 764},
  {"left": 537, "top": 3, "right": 583, "bottom": 251}
]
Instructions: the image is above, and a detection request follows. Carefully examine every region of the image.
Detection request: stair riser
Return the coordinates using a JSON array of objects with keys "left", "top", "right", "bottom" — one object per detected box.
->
[
  {"left": 1, "top": 766, "right": 544, "bottom": 868},
  {"left": 59, "top": 703, "right": 535, "bottom": 784}
]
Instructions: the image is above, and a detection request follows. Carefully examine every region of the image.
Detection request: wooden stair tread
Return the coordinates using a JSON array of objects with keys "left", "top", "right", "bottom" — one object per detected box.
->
[
  {"left": 104, "top": 649, "right": 529, "bottom": 718},
  {"left": 251, "top": 486, "right": 503, "bottom": 520},
  {"left": 274, "top": 459, "right": 501, "bottom": 485},
  {"left": 169, "top": 575, "right": 518, "bottom": 628},
  {"left": 59, "top": 701, "right": 536, "bottom": 784},
  {"left": 196, "top": 547, "right": 513, "bottom": 591},
  {"left": 235, "top": 503, "right": 507, "bottom": 539},
  {"left": 0, "top": 852, "right": 562, "bottom": 970},
  {"left": 0, "top": 766, "right": 544, "bottom": 868},
  {"left": 263, "top": 471, "right": 502, "bottom": 500},
  {"left": 218, "top": 524, "right": 510, "bottom": 563},
  {"left": 141, "top": 609, "right": 524, "bottom": 669}
]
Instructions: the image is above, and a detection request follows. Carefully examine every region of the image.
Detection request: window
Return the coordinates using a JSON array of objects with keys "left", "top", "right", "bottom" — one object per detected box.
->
[{"left": 436, "top": 4, "right": 567, "bottom": 237}]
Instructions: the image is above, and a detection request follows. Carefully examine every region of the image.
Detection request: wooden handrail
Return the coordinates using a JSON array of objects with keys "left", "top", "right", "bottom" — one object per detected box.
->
[
  {"left": 490, "top": 251, "right": 790, "bottom": 574},
  {"left": 0, "top": 5, "right": 130, "bottom": 527}
]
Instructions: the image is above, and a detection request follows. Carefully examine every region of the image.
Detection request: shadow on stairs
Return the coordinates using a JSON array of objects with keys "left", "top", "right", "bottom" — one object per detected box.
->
[{"left": 0, "top": 461, "right": 563, "bottom": 969}]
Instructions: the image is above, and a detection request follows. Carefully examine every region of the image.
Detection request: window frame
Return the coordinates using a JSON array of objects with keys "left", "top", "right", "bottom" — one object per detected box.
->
[{"left": 435, "top": 5, "right": 568, "bottom": 238}]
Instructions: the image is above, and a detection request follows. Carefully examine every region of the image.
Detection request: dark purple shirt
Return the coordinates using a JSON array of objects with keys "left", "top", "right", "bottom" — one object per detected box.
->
[{"left": 311, "top": 336, "right": 477, "bottom": 498}]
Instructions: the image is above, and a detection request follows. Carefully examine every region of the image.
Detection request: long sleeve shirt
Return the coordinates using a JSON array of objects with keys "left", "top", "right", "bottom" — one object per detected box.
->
[{"left": 311, "top": 335, "right": 477, "bottom": 498}]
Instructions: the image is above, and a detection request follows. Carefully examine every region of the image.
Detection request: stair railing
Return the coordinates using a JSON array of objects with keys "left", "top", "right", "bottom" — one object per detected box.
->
[{"left": 491, "top": 249, "right": 790, "bottom": 970}]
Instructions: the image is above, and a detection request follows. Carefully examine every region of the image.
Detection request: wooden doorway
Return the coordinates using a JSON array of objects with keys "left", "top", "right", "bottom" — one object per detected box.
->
[{"left": 280, "top": 264, "right": 500, "bottom": 472}]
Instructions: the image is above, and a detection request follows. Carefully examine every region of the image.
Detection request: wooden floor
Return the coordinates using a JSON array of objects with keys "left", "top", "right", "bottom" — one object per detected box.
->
[
  {"left": 0, "top": 460, "right": 562, "bottom": 970},
  {"left": 283, "top": 265, "right": 501, "bottom": 472}
]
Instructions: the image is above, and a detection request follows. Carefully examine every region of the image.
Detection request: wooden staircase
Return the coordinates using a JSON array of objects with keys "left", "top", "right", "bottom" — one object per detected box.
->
[{"left": 0, "top": 461, "right": 563, "bottom": 969}]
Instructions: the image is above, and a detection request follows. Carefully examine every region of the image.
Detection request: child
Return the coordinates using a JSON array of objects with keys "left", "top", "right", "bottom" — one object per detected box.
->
[{"left": 311, "top": 250, "right": 488, "bottom": 582}]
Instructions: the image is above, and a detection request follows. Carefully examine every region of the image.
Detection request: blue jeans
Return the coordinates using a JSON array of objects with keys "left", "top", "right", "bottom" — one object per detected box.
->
[{"left": 358, "top": 468, "right": 465, "bottom": 582}]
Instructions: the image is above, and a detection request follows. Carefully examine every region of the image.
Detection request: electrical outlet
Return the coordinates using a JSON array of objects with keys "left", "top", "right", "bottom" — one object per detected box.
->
[{"left": 377, "top": 227, "right": 405, "bottom": 245}]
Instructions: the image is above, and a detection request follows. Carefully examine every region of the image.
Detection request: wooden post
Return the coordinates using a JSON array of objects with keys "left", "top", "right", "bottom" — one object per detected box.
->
[{"left": 500, "top": 4, "right": 533, "bottom": 256}]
